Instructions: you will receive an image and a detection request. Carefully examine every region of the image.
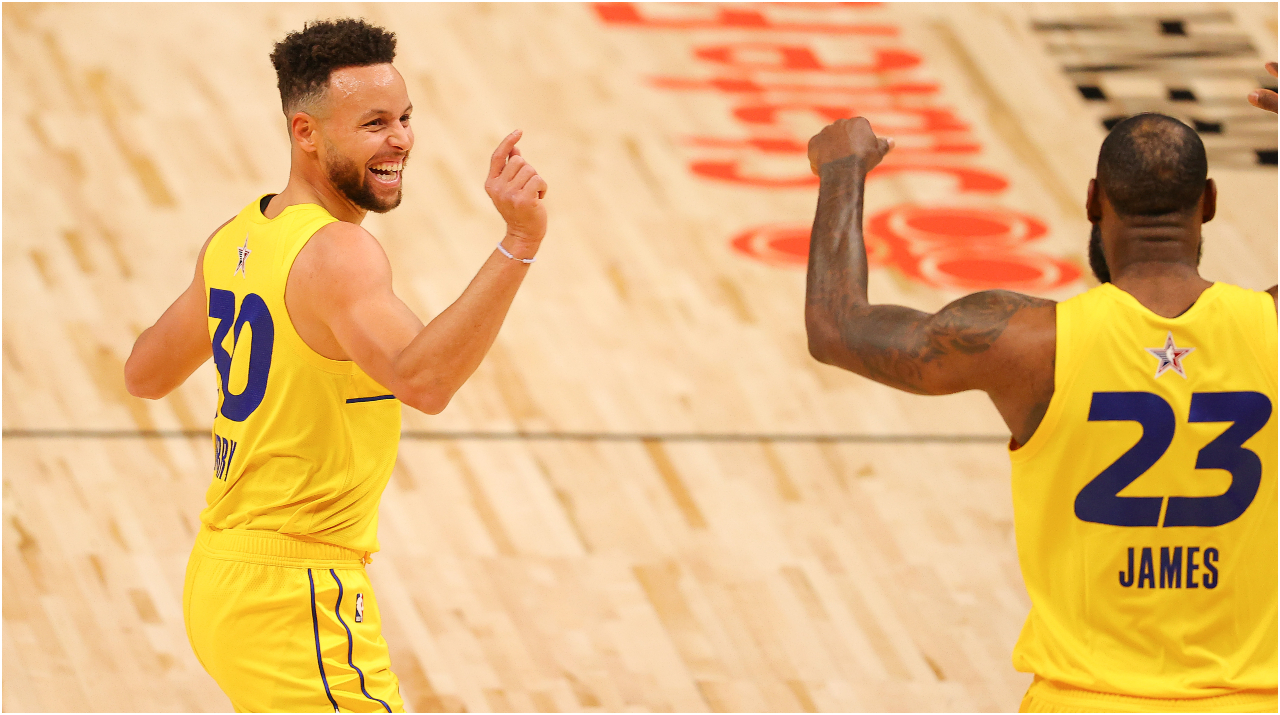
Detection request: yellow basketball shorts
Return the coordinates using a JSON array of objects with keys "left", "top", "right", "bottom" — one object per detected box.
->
[
  {"left": 183, "top": 527, "right": 405, "bottom": 713},
  {"left": 1019, "top": 676, "right": 1278, "bottom": 713}
]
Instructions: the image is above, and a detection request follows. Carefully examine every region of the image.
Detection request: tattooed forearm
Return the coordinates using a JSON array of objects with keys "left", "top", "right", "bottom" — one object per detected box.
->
[
  {"left": 806, "top": 157, "right": 871, "bottom": 313},
  {"left": 804, "top": 159, "right": 1052, "bottom": 394}
]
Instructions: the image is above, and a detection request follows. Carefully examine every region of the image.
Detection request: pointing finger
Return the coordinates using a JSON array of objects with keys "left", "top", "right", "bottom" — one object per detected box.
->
[
  {"left": 488, "top": 130, "right": 522, "bottom": 180},
  {"left": 1249, "top": 88, "right": 1278, "bottom": 113}
]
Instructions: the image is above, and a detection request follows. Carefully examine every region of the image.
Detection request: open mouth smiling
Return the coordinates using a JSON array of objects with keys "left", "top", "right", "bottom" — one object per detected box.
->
[{"left": 368, "top": 159, "right": 403, "bottom": 185}]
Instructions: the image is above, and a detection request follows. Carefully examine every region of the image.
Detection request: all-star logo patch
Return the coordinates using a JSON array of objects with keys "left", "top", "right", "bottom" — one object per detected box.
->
[
  {"left": 233, "top": 233, "right": 252, "bottom": 278},
  {"left": 1145, "top": 331, "right": 1195, "bottom": 379},
  {"left": 355, "top": 593, "right": 364, "bottom": 623}
]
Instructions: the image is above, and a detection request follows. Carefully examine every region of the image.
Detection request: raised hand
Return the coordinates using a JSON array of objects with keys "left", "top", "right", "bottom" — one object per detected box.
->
[
  {"left": 1248, "top": 62, "right": 1277, "bottom": 113},
  {"left": 485, "top": 130, "right": 549, "bottom": 249},
  {"left": 807, "top": 117, "right": 895, "bottom": 176}
]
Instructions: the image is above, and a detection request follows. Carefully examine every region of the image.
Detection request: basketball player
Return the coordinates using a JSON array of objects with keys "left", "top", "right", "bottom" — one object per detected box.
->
[
  {"left": 123, "top": 19, "right": 548, "bottom": 712},
  {"left": 804, "top": 74, "right": 1277, "bottom": 710}
]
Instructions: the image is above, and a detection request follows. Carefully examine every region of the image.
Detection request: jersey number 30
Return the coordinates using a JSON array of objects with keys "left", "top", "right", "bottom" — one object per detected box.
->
[
  {"left": 1075, "top": 391, "right": 1272, "bottom": 528},
  {"left": 209, "top": 288, "right": 274, "bottom": 421}
]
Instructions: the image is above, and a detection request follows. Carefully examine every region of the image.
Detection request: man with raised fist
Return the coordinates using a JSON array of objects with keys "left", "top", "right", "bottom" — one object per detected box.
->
[{"left": 804, "top": 66, "right": 1277, "bottom": 712}]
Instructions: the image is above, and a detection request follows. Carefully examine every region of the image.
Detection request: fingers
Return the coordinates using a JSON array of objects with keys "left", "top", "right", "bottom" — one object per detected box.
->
[
  {"left": 499, "top": 153, "right": 528, "bottom": 183},
  {"left": 511, "top": 162, "right": 539, "bottom": 191},
  {"left": 512, "top": 164, "right": 549, "bottom": 200},
  {"left": 487, "top": 130, "right": 523, "bottom": 180},
  {"left": 1249, "top": 88, "right": 1278, "bottom": 113},
  {"left": 1248, "top": 63, "right": 1279, "bottom": 113},
  {"left": 879, "top": 136, "right": 895, "bottom": 155},
  {"left": 489, "top": 153, "right": 547, "bottom": 199},
  {"left": 528, "top": 175, "right": 548, "bottom": 199}
]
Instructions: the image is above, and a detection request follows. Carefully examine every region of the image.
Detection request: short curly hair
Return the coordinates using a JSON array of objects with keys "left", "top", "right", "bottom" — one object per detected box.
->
[
  {"left": 270, "top": 18, "right": 397, "bottom": 116},
  {"left": 1096, "top": 114, "right": 1208, "bottom": 216}
]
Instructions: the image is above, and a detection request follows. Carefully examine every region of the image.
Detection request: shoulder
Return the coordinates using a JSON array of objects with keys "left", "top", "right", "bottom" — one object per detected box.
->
[
  {"left": 307, "top": 220, "right": 386, "bottom": 257},
  {"left": 194, "top": 215, "right": 237, "bottom": 281},
  {"left": 939, "top": 290, "right": 1055, "bottom": 331},
  {"left": 928, "top": 290, "right": 1055, "bottom": 361},
  {"left": 955, "top": 290, "right": 1056, "bottom": 357},
  {"left": 202, "top": 216, "right": 236, "bottom": 251},
  {"left": 1204, "top": 282, "right": 1277, "bottom": 311},
  {"left": 291, "top": 221, "right": 392, "bottom": 296}
]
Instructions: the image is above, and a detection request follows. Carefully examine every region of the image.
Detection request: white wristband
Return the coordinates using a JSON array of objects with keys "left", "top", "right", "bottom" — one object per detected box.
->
[{"left": 496, "top": 242, "right": 536, "bottom": 264}]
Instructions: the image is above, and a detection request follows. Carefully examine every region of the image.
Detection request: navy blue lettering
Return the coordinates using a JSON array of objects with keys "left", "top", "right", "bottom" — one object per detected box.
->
[
  {"left": 1159, "top": 547, "right": 1182, "bottom": 588},
  {"left": 211, "top": 433, "right": 238, "bottom": 481},
  {"left": 1137, "top": 547, "right": 1155, "bottom": 588},
  {"left": 208, "top": 289, "right": 275, "bottom": 422},
  {"left": 1164, "top": 392, "right": 1271, "bottom": 527},
  {"left": 1119, "top": 547, "right": 1135, "bottom": 587},
  {"left": 1202, "top": 548, "right": 1219, "bottom": 589},
  {"left": 1185, "top": 546, "right": 1200, "bottom": 588},
  {"left": 1076, "top": 391, "right": 1272, "bottom": 529},
  {"left": 225, "top": 440, "right": 237, "bottom": 479},
  {"left": 1075, "top": 392, "right": 1172, "bottom": 527}
]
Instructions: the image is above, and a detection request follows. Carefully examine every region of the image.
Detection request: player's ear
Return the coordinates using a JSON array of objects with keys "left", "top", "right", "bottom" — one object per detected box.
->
[
  {"left": 1085, "top": 179, "right": 1102, "bottom": 222},
  {"left": 1201, "top": 178, "right": 1217, "bottom": 223},
  {"left": 291, "top": 112, "right": 319, "bottom": 154}
]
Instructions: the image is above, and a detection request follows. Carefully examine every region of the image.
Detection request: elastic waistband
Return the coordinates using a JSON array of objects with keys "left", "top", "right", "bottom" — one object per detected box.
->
[
  {"left": 1027, "top": 676, "right": 1278, "bottom": 713},
  {"left": 195, "top": 526, "right": 369, "bottom": 569}
]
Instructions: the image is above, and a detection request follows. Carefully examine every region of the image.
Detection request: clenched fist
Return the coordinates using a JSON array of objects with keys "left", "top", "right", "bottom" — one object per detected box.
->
[
  {"left": 486, "top": 130, "right": 548, "bottom": 250},
  {"left": 808, "top": 117, "right": 895, "bottom": 176}
]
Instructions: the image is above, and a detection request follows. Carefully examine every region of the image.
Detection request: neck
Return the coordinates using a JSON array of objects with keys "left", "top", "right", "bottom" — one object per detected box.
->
[
  {"left": 1110, "top": 261, "right": 1212, "bottom": 318},
  {"left": 268, "top": 159, "right": 367, "bottom": 224}
]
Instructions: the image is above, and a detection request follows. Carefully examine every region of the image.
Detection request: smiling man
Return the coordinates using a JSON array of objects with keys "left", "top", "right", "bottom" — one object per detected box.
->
[{"left": 124, "top": 18, "right": 547, "bottom": 712}]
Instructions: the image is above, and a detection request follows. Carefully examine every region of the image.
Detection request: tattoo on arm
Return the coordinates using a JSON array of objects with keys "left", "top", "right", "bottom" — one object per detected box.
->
[
  {"left": 805, "top": 160, "right": 1052, "bottom": 393},
  {"left": 837, "top": 292, "right": 1051, "bottom": 393}
]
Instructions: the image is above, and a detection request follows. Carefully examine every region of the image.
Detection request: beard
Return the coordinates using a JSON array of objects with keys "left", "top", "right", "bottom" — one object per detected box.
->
[
  {"left": 323, "top": 143, "right": 403, "bottom": 214},
  {"left": 1088, "top": 222, "right": 1110, "bottom": 284},
  {"left": 1088, "top": 221, "right": 1203, "bottom": 285}
]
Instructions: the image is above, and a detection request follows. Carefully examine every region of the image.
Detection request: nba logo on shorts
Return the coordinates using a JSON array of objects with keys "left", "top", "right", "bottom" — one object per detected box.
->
[{"left": 355, "top": 593, "right": 364, "bottom": 623}]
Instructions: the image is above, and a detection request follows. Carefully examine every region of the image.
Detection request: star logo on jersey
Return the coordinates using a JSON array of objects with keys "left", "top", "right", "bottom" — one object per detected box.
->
[
  {"left": 1145, "top": 331, "right": 1195, "bottom": 379},
  {"left": 233, "top": 233, "right": 252, "bottom": 278}
]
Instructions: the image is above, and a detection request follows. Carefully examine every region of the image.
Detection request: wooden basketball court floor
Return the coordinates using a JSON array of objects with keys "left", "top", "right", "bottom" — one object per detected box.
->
[{"left": 3, "top": 3, "right": 1275, "bottom": 712}]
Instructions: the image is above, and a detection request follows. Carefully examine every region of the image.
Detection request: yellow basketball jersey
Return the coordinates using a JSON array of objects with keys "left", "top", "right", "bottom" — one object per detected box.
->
[
  {"left": 1008, "top": 282, "right": 1277, "bottom": 701},
  {"left": 200, "top": 195, "right": 402, "bottom": 555}
]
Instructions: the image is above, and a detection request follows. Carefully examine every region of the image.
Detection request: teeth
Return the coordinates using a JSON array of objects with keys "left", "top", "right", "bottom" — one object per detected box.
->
[{"left": 371, "top": 162, "right": 403, "bottom": 172}]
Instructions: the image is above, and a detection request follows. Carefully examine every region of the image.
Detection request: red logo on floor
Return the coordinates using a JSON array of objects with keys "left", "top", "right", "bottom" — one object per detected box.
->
[{"left": 731, "top": 205, "right": 1081, "bottom": 291}]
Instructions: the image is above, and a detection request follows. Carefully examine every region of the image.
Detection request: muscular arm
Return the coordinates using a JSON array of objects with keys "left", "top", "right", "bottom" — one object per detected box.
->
[
  {"left": 1252, "top": 64, "right": 1278, "bottom": 308},
  {"left": 288, "top": 224, "right": 535, "bottom": 414},
  {"left": 804, "top": 121, "right": 1056, "bottom": 443},
  {"left": 291, "top": 130, "right": 549, "bottom": 415},
  {"left": 123, "top": 220, "right": 229, "bottom": 399}
]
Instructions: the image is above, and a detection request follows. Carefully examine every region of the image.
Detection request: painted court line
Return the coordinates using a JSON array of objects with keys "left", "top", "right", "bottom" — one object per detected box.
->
[{"left": 2, "top": 429, "right": 1009, "bottom": 443}]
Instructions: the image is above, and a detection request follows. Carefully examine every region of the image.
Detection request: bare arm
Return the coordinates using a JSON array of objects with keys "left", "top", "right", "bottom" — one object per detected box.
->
[
  {"left": 1251, "top": 63, "right": 1278, "bottom": 305},
  {"left": 804, "top": 118, "right": 1056, "bottom": 442},
  {"left": 124, "top": 220, "right": 230, "bottom": 399},
  {"left": 291, "top": 130, "right": 549, "bottom": 415}
]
